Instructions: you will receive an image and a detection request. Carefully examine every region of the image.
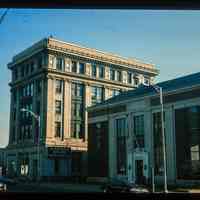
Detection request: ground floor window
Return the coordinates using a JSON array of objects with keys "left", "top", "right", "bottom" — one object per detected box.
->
[
  {"left": 54, "top": 159, "right": 60, "bottom": 175},
  {"left": 175, "top": 106, "right": 200, "bottom": 179}
]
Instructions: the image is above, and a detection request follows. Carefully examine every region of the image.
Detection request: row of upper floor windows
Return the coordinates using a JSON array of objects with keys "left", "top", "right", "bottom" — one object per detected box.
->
[
  {"left": 12, "top": 55, "right": 151, "bottom": 86},
  {"left": 12, "top": 56, "right": 44, "bottom": 81}
]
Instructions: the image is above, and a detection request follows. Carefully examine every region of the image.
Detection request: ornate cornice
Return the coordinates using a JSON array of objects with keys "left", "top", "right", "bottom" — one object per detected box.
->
[
  {"left": 47, "top": 38, "right": 158, "bottom": 74},
  {"left": 8, "top": 37, "right": 159, "bottom": 76}
]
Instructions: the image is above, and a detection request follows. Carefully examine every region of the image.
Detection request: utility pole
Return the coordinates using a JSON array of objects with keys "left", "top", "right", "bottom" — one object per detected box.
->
[
  {"left": 20, "top": 108, "right": 40, "bottom": 181},
  {"left": 150, "top": 85, "right": 168, "bottom": 193}
]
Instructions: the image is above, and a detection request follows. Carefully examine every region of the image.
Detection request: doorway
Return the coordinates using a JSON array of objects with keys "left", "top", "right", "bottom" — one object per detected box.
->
[{"left": 135, "top": 160, "right": 144, "bottom": 184}]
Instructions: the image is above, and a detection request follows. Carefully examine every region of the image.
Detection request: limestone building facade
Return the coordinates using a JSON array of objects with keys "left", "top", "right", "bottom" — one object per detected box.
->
[
  {"left": 6, "top": 37, "right": 158, "bottom": 180},
  {"left": 88, "top": 72, "right": 200, "bottom": 186}
]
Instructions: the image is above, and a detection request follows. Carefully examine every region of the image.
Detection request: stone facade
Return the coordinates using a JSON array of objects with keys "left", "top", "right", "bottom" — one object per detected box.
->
[
  {"left": 88, "top": 73, "right": 200, "bottom": 186},
  {"left": 6, "top": 37, "right": 158, "bottom": 180}
]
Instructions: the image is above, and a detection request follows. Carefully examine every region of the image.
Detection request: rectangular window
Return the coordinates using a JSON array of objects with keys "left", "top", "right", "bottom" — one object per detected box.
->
[
  {"left": 116, "top": 118, "right": 127, "bottom": 175},
  {"left": 91, "top": 64, "right": 97, "bottom": 77},
  {"left": 13, "top": 90, "right": 17, "bottom": 104},
  {"left": 72, "top": 83, "right": 84, "bottom": 97},
  {"left": 72, "top": 103, "right": 83, "bottom": 118},
  {"left": 127, "top": 72, "right": 132, "bottom": 84},
  {"left": 134, "top": 76, "right": 139, "bottom": 86},
  {"left": 71, "top": 122, "right": 83, "bottom": 139},
  {"left": 25, "top": 64, "right": 29, "bottom": 75},
  {"left": 54, "top": 159, "right": 60, "bottom": 174},
  {"left": 13, "top": 108, "right": 16, "bottom": 121},
  {"left": 30, "top": 83, "right": 34, "bottom": 96},
  {"left": 99, "top": 65, "right": 104, "bottom": 78},
  {"left": 55, "top": 122, "right": 61, "bottom": 137},
  {"left": 55, "top": 80, "right": 62, "bottom": 93},
  {"left": 110, "top": 68, "right": 115, "bottom": 81},
  {"left": 21, "top": 66, "right": 25, "bottom": 77},
  {"left": 133, "top": 115, "right": 144, "bottom": 148},
  {"left": 56, "top": 57, "right": 64, "bottom": 71},
  {"left": 79, "top": 62, "right": 85, "bottom": 74},
  {"left": 71, "top": 82, "right": 84, "bottom": 139},
  {"left": 144, "top": 78, "right": 150, "bottom": 85},
  {"left": 14, "top": 69, "right": 18, "bottom": 80},
  {"left": 116, "top": 71, "right": 122, "bottom": 82},
  {"left": 38, "top": 57, "right": 43, "bottom": 68},
  {"left": 175, "top": 106, "right": 200, "bottom": 179},
  {"left": 37, "top": 80, "right": 41, "bottom": 94},
  {"left": 111, "top": 89, "right": 120, "bottom": 97},
  {"left": 30, "top": 62, "right": 34, "bottom": 73},
  {"left": 153, "top": 112, "right": 165, "bottom": 176},
  {"left": 55, "top": 100, "right": 62, "bottom": 114},
  {"left": 91, "top": 86, "right": 103, "bottom": 105},
  {"left": 72, "top": 61, "right": 77, "bottom": 73}
]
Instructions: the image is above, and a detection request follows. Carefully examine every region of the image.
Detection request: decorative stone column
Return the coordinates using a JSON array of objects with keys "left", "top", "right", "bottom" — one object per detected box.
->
[
  {"left": 122, "top": 71, "right": 127, "bottom": 84},
  {"left": 63, "top": 79, "right": 72, "bottom": 139},
  {"left": 84, "top": 83, "right": 91, "bottom": 141},
  {"left": 104, "top": 66, "right": 110, "bottom": 80},
  {"left": 85, "top": 63, "right": 91, "bottom": 76},
  {"left": 104, "top": 86, "right": 110, "bottom": 100},
  {"left": 65, "top": 58, "right": 71, "bottom": 72},
  {"left": 46, "top": 76, "right": 55, "bottom": 140}
]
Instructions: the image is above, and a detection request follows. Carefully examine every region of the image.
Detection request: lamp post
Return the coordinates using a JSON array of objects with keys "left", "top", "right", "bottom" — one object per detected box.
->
[
  {"left": 150, "top": 85, "right": 168, "bottom": 193},
  {"left": 20, "top": 108, "right": 40, "bottom": 181}
]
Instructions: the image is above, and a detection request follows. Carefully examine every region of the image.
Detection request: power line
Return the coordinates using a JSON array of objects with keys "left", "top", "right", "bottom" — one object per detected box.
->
[{"left": 0, "top": 8, "right": 9, "bottom": 25}]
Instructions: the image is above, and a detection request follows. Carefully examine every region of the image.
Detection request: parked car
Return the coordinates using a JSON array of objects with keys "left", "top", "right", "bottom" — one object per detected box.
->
[
  {"left": 101, "top": 177, "right": 150, "bottom": 193},
  {"left": 0, "top": 182, "right": 7, "bottom": 192}
]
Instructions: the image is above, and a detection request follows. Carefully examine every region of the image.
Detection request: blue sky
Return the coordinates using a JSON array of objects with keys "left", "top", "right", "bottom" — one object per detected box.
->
[{"left": 1, "top": 9, "right": 200, "bottom": 147}]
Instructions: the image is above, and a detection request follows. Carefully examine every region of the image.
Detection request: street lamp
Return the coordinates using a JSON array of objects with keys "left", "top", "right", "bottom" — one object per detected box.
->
[
  {"left": 150, "top": 85, "right": 168, "bottom": 193},
  {"left": 20, "top": 108, "right": 40, "bottom": 181}
]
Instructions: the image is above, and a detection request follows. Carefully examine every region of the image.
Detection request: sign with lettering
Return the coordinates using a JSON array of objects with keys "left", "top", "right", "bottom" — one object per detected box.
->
[{"left": 48, "top": 147, "right": 71, "bottom": 158}]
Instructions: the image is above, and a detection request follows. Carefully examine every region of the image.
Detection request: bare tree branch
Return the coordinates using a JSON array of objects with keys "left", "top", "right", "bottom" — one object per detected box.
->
[{"left": 0, "top": 8, "right": 9, "bottom": 25}]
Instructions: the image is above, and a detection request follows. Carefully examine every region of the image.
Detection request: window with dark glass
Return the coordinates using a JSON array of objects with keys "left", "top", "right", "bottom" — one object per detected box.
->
[
  {"left": 55, "top": 122, "right": 61, "bottom": 137},
  {"left": 110, "top": 68, "right": 115, "bottom": 81},
  {"left": 36, "top": 80, "right": 41, "bottom": 94},
  {"left": 11, "top": 126, "right": 16, "bottom": 143},
  {"left": 175, "top": 106, "right": 200, "bottom": 179},
  {"left": 91, "top": 64, "right": 97, "bottom": 77},
  {"left": 25, "top": 64, "right": 29, "bottom": 75},
  {"left": 111, "top": 89, "right": 120, "bottom": 97},
  {"left": 55, "top": 80, "right": 62, "bottom": 93},
  {"left": 72, "top": 82, "right": 84, "bottom": 97},
  {"left": 116, "top": 118, "right": 127, "bottom": 175},
  {"left": 134, "top": 76, "right": 139, "bottom": 86},
  {"left": 99, "top": 65, "right": 104, "bottom": 78},
  {"left": 13, "top": 90, "right": 17, "bottom": 104},
  {"left": 55, "top": 100, "right": 62, "bottom": 114},
  {"left": 72, "top": 61, "right": 77, "bottom": 73},
  {"left": 54, "top": 159, "right": 60, "bottom": 174},
  {"left": 153, "top": 112, "right": 165, "bottom": 176},
  {"left": 36, "top": 101, "right": 40, "bottom": 115},
  {"left": 72, "top": 102, "right": 83, "bottom": 118},
  {"left": 14, "top": 68, "right": 18, "bottom": 80},
  {"left": 38, "top": 57, "right": 43, "bottom": 68},
  {"left": 13, "top": 108, "right": 16, "bottom": 121},
  {"left": 56, "top": 57, "right": 64, "bottom": 71},
  {"left": 71, "top": 82, "right": 84, "bottom": 139},
  {"left": 127, "top": 72, "right": 132, "bottom": 84},
  {"left": 133, "top": 115, "right": 144, "bottom": 148},
  {"left": 30, "top": 62, "right": 34, "bottom": 73},
  {"left": 91, "top": 86, "right": 104, "bottom": 105},
  {"left": 116, "top": 71, "right": 122, "bottom": 82},
  {"left": 71, "top": 122, "right": 83, "bottom": 139},
  {"left": 79, "top": 62, "right": 85, "bottom": 74},
  {"left": 21, "top": 66, "right": 25, "bottom": 77},
  {"left": 144, "top": 77, "right": 150, "bottom": 85}
]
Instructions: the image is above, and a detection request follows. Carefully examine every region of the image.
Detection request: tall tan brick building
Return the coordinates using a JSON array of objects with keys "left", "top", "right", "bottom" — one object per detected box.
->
[{"left": 6, "top": 37, "right": 158, "bottom": 180}]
